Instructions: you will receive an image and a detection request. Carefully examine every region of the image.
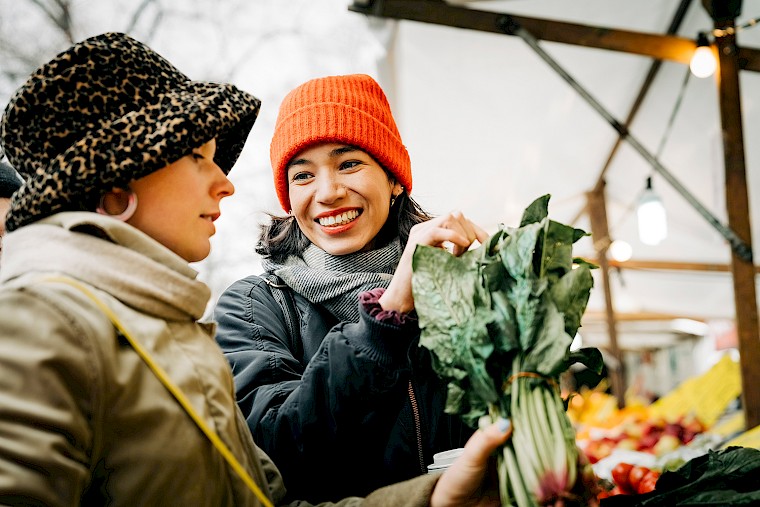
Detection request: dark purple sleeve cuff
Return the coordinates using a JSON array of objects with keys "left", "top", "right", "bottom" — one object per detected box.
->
[{"left": 359, "top": 288, "right": 416, "bottom": 327}]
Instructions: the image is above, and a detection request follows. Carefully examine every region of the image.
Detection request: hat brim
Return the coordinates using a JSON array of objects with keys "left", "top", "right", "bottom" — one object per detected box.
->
[{"left": 6, "top": 81, "right": 260, "bottom": 231}]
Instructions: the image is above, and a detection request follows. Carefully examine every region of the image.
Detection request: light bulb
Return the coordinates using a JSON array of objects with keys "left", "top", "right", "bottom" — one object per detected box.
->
[
  {"left": 690, "top": 33, "right": 717, "bottom": 78},
  {"left": 609, "top": 240, "right": 633, "bottom": 262},
  {"left": 637, "top": 178, "right": 667, "bottom": 246}
]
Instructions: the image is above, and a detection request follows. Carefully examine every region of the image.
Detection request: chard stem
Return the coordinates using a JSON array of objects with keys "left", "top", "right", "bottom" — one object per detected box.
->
[
  {"left": 504, "top": 443, "right": 533, "bottom": 507},
  {"left": 525, "top": 382, "right": 553, "bottom": 472},
  {"left": 544, "top": 387, "right": 576, "bottom": 489}
]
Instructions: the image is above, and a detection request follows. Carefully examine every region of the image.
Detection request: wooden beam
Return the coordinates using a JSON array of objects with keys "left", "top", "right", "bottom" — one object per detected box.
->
[
  {"left": 349, "top": 0, "right": 760, "bottom": 72},
  {"left": 602, "top": 258, "right": 760, "bottom": 273},
  {"left": 715, "top": 19, "right": 760, "bottom": 430},
  {"left": 737, "top": 46, "right": 760, "bottom": 72},
  {"left": 586, "top": 186, "right": 627, "bottom": 408},
  {"left": 583, "top": 311, "right": 707, "bottom": 322}
]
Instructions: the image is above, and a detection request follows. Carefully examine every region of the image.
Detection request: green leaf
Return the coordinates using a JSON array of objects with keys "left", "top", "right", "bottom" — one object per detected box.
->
[
  {"left": 549, "top": 263, "right": 594, "bottom": 337},
  {"left": 445, "top": 382, "right": 466, "bottom": 414},
  {"left": 422, "top": 330, "right": 469, "bottom": 380},
  {"left": 522, "top": 300, "right": 573, "bottom": 377},
  {"left": 539, "top": 220, "right": 582, "bottom": 281},
  {"left": 489, "top": 291, "right": 520, "bottom": 354},
  {"left": 568, "top": 347, "right": 604, "bottom": 374},
  {"left": 453, "top": 312, "right": 499, "bottom": 405},
  {"left": 501, "top": 221, "right": 544, "bottom": 279},
  {"left": 519, "top": 194, "right": 550, "bottom": 227},
  {"left": 412, "top": 244, "right": 480, "bottom": 333},
  {"left": 507, "top": 276, "right": 546, "bottom": 350}
]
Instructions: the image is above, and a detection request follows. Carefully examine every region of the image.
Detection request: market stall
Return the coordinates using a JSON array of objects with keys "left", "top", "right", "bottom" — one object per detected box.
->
[
  {"left": 350, "top": 0, "right": 760, "bottom": 503},
  {"left": 349, "top": 0, "right": 760, "bottom": 426}
]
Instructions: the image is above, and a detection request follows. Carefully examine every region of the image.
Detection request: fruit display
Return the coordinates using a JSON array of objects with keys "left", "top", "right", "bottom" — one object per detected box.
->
[
  {"left": 580, "top": 413, "right": 706, "bottom": 464},
  {"left": 595, "top": 462, "right": 662, "bottom": 499}
]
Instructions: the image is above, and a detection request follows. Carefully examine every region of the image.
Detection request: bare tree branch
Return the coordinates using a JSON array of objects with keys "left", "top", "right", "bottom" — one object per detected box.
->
[
  {"left": 26, "top": 0, "right": 74, "bottom": 42},
  {"left": 124, "top": 0, "right": 157, "bottom": 34}
]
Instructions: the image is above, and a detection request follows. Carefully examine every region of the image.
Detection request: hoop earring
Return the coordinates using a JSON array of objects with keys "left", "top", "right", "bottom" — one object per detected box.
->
[{"left": 97, "top": 191, "right": 138, "bottom": 221}]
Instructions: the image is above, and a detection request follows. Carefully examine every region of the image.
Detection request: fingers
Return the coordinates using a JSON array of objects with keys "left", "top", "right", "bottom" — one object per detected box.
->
[
  {"left": 384, "top": 210, "right": 489, "bottom": 313},
  {"left": 461, "top": 418, "right": 511, "bottom": 465},
  {"left": 414, "top": 211, "right": 488, "bottom": 257},
  {"left": 430, "top": 419, "right": 511, "bottom": 507},
  {"left": 472, "top": 222, "right": 490, "bottom": 244}
]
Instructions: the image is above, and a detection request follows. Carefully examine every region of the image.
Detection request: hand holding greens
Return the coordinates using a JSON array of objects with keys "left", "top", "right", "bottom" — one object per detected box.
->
[{"left": 412, "top": 195, "right": 603, "bottom": 506}]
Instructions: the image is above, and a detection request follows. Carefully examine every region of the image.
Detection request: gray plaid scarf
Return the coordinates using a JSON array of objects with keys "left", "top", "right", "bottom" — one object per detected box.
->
[{"left": 262, "top": 239, "right": 402, "bottom": 322}]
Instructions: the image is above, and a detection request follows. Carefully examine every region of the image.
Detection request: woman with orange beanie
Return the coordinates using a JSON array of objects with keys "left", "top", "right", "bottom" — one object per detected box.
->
[{"left": 214, "top": 74, "right": 489, "bottom": 503}]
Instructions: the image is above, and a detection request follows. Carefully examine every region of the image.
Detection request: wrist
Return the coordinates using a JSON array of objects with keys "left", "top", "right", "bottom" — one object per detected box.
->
[
  {"left": 378, "top": 289, "right": 414, "bottom": 314},
  {"left": 361, "top": 288, "right": 415, "bottom": 325}
]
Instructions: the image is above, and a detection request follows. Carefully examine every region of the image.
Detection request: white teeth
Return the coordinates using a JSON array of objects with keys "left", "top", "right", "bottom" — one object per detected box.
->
[{"left": 318, "top": 210, "right": 359, "bottom": 227}]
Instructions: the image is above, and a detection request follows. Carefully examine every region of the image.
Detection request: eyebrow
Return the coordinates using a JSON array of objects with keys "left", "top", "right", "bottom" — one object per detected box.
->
[{"left": 287, "top": 145, "right": 360, "bottom": 169}]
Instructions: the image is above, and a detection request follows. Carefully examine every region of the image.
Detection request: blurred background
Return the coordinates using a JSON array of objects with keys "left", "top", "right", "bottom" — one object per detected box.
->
[{"left": 2, "top": 0, "right": 759, "bottom": 401}]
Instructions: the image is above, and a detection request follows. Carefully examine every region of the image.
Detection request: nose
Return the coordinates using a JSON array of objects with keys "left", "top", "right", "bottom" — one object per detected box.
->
[
  {"left": 213, "top": 163, "right": 235, "bottom": 199},
  {"left": 314, "top": 172, "right": 346, "bottom": 204}
]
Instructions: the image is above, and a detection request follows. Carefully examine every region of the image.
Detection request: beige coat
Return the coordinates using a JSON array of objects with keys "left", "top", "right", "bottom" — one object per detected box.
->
[{"left": 0, "top": 213, "right": 438, "bottom": 506}]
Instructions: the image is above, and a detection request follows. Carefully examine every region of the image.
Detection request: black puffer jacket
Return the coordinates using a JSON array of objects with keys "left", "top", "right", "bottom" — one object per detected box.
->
[{"left": 214, "top": 274, "right": 473, "bottom": 503}]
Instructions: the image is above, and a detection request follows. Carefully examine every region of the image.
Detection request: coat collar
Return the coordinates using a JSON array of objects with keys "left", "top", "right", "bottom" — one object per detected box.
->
[{"left": 0, "top": 212, "right": 210, "bottom": 321}]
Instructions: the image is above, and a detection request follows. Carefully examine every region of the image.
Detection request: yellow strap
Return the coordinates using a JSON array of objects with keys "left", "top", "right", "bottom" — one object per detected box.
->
[{"left": 45, "top": 276, "right": 274, "bottom": 507}]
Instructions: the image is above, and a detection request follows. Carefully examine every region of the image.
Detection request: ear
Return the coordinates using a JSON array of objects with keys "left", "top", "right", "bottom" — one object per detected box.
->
[
  {"left": 98, "top": 188, "right": 133, "bottom": 215},
  {"left": 391, "top": 181, "right": 404, "bottom": 199}
]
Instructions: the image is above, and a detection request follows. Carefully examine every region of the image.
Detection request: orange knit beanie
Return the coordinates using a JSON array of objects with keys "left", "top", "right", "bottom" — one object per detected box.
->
[{"left": 270, "top": 74, "right": 412, "bottom": 212}]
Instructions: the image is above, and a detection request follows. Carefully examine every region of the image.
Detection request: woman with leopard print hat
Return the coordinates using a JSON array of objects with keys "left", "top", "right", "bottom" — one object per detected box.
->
[
  {"left": 0, "top": 33, "right": 509, "bottom": 507},
  {"left": 214, "top": 74, "right": 491, "bottom": 503}
]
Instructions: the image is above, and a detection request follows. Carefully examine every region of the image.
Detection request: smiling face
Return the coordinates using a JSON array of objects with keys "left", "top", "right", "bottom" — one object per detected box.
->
[
  {"left": 125, "top": 139, "right": 234, "bottom": 262},
  {"left": 287, "top": 143, "right": 402, "bottom": 256}
]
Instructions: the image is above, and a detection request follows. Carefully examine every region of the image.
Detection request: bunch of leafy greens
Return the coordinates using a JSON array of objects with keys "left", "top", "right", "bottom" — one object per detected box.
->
[{"left": 412, "top": 195, "right": 603, "bottom": 506}]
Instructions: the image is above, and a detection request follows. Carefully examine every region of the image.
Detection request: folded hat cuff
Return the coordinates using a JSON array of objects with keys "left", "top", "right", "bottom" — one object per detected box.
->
[
  {"left": 271, "top": 102, "right": 411, "bottom": 212},
  {"left": 5, "top": 85, "right": 259, "bottom": 232}
]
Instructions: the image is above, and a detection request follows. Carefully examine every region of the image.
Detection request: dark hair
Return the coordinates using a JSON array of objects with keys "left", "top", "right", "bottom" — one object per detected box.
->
[
  {"left": 256, "top": 192, "right": 432, "bottom": 263},
  {"left": 0, "top": 160, "right": 22, "bottom": 199}
]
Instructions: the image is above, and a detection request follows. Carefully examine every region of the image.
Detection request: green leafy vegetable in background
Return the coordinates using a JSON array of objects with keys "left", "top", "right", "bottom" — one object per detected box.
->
[
  {"left": 600, "top": 446, "right": 760, "bottom": 506},
  {"left": 412, "top": 194, "right": 603, "bottom": 506}
]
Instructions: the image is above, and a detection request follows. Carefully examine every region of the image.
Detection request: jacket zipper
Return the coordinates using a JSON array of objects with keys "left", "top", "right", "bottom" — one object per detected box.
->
[{"left": 407, "top": 380, "right": 425, "bottom": 474}]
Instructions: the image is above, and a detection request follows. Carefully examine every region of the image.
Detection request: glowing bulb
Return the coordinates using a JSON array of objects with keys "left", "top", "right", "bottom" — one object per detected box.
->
[
  {"left": 609, "top": 240, "right": 633, "bottom": 262},
  {"left": 637, "top": 178, "right": 667, "bottom": 246},
  {"left": 690, "top": 33, "right": 716, "bottom": 78}
]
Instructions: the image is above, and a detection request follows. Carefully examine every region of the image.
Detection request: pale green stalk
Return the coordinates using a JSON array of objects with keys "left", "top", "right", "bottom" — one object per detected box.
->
[
  {"left": 509, "top": 408, "right": 541, "bottom": 493},
  {"left": 542, "top": 387, "right": 571, "bottom": 489},
  {"left": 545, "top": 387, "right": 578, "bottom": 488},
  {"left": 504, "top": 443, "right": 532, "bottom": 507},
  {"left": 523, "top": 381, "right": 554, "bottom": 472}
]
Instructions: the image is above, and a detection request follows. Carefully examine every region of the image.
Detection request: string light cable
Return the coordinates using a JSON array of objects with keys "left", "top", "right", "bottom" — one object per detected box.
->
[
  {"left": 711, "top": 15, "right": 760, "bottom": 37},
  {"left": 611, "top": 65, "right": 692, "bottom": 237}
]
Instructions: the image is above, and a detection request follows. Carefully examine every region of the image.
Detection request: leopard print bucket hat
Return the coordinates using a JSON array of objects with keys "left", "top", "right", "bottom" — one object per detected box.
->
[{"left": 0, "top": 32, "right": 261, "bottom": 232}]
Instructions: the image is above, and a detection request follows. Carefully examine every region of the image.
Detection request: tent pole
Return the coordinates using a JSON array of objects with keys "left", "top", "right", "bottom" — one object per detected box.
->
[
  {"left": 713, "top": 17, "right": 760, "bottom": 430},
  {"left": 587, "top": 185, "right": 627, "bottom": 408}
]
